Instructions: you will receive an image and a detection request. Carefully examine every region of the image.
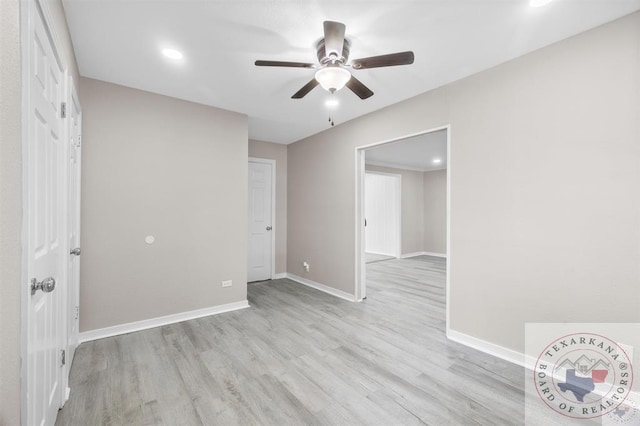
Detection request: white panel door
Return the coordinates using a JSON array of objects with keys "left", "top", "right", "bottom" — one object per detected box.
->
[
  {"left": 66, "top": 84, "right": 81, "bottom": 367},
  {"left": 248, "top": 161, "right": 273, "bottom": 282},
  {"left": 365, "top": 172, "right": 401, "bottom": 257},
  {"left": 25, "top": 2, "right": 66, "bottom": 424}
]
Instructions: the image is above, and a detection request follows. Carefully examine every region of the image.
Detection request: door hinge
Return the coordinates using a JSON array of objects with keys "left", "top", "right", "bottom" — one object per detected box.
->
[
  {"left": 61, "top": 102, "right": 67, "bottom": 118},
  {"left": 61, "top": 349, "right": 66, "bottom": 367},
  {"left": 75, "top": 306, "right": 79, "bottom": 320}
]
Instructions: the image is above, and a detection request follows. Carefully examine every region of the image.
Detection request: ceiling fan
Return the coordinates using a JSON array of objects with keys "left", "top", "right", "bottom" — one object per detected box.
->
[{"left": 255, "top": 21, "right": 415, "bottom": 100}]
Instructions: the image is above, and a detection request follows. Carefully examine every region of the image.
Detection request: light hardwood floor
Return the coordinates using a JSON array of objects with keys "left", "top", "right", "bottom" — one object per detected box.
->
[{"left": 57, "top": 256, "right": 553, "bottom": 425}]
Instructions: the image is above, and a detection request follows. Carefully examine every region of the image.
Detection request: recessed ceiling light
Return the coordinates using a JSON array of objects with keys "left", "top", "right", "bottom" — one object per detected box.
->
[
  {"left": 432, "top": 158, "right": 442, "bottom": 165},
  {"left": 325, "top": 98, "right": 339, "bottom": 108},
  {"left": 162, "top": 48, "right": 183, "bottom": 60},
  {"left": 529, "top": 0, "right": 553, "bottom": 7}
]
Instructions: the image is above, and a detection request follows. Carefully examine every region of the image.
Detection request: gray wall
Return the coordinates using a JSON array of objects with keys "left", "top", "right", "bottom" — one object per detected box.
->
[
  {"left": 0, "top": 0, "right": 22, "bottom": 423},
  {"left": 288, "top": 12, "right": 640, "bottom": 352},
  {"left": 423, "top": 170, "right": 447, "bottom": 254},
  {"left": 79, "top": 77, "right": 248, "bottom": 332},
  {"left": 0, "top": 0, "right": 79, "bottom": 422},
  {"left": 248, "top": 140, "right": 288, "bottom": 275}
]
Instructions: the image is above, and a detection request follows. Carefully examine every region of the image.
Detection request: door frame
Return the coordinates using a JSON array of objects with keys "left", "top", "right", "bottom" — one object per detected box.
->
[
  {"left": 64, "top": 76, "right": 82, "bottom": 390},
  {"left": 248, "top": 157, "right": 276, "bottom": 280},
  {"left": 354, "top": 125, "right": 451, "bottom": 330},
  {"left": 21, "top": 0, "right": 72, "bottom": 420},
  {"left": 364, "top": 170, "right": 402, "bottom": 259}
]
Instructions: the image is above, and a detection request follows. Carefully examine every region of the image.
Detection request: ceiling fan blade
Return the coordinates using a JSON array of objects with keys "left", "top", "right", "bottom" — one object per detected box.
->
[
  {"left": 346, "top": 75, "right": 373, "bottom": 99},
  {"left": 323, "top": 21, "right": 346, "bottom": 59},
  {"left": 255, "top": 60, "right": 316, "bottom": 68},
  {"left": 291, "top": 79, "right": 319, "bottom": 99},
  {"left": 351, "top": 51, "right": 415, "bottom": 69}
]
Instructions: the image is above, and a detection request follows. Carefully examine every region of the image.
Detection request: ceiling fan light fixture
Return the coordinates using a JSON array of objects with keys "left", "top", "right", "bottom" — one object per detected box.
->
[
  {"left": 162, "top": 48, "right": 183, "bottom": 60},
  {"left": 325, "top": 98, "right": 339, "bottom": 108},
  {"left": 315, "top": 67, "right": 351, "bottom": 93}
]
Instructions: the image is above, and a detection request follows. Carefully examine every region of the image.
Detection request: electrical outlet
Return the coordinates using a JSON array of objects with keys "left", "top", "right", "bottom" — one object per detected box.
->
[
  {"left": 221, "top": 280, "right": 232, "bottom": 288},
  {"left": 303, "top": 261, "right": 310, "bottom": 272}
]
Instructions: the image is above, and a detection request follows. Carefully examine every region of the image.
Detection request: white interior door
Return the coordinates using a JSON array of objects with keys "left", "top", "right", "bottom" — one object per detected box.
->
[
  {"left": 66, "top": 83, "right": 82, "bottom": 368},
  {"left": 248, "top": 160, "right": 273, "bottom": 282},
  {"left": 24, "top": 1, "right": 67, "bottom": 424},
  {"left": 365, "top": 172, "right": 401, "bottom": 258}
]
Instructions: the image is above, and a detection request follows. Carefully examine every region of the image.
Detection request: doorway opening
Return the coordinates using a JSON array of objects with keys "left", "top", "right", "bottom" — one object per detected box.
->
[{"left": 355, "top": 126, "right": 450, "bottom": 329}]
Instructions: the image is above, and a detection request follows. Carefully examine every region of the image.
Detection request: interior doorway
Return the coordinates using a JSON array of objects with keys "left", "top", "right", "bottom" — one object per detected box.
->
[{"left": 355, "top": 126, "right": 450, "bottom": 324}]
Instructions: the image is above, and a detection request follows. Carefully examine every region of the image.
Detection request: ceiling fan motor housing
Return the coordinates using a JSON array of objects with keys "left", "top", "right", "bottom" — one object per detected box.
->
[{"left": 317, "top": 38, "right": 350, "bottom": 65}]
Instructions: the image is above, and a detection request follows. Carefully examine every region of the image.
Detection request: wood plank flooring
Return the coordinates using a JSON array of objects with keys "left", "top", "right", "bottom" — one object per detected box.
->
[{"left": 56, "top": 256, "right": 560, "bottom": 425}]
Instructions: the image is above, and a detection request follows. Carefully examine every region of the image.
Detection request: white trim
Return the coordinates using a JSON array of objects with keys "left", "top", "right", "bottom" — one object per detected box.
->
[
  {"left": 59, "top": 67, "right": 71, "bottom": 411},
  {"left": 78, "top": 300, "right": 250, "bottom": 343},
  {"left": 286, "top": 273, "right": 357, "bottom": 302},
  {"left": 448, "top": 328, "right": 640, "bottom": 412},
  {"left": 400, "top": 251, "right": 425, "bottom": 258},
  {"left": 356, "top": 126, "right": 451, "bottom": 151},
  {"left": 447, "top": 329, "right": 530, "bottom": 368},
  {"left": 248, "top": 157, "right": 276, "bottom": 280},
  {"left": 424, "top": 251, "right": 446, "bottom": 258},
  {"left": 354, "top": 124, "right": 451, "bottom": 312},
  {"left": 401, "top": 251, "right": 447, "bottom": 259},
  {"left": 444, "top": 126, "right": 452, "bottom": 342},
  {"left": 365, "top": 159, "right": 447, "bottom": 173},
  {"left": 273, "top": 272, "right": 286, "bottom": 279},
  {"left": 355, "top": 147, "right": 366, "bottom": 300},
  {"left": 448, "top": 330, "right": 640, "bottom": 418},
  {"left": 364, "top": 170, "right": 403, "bottom": 178}
]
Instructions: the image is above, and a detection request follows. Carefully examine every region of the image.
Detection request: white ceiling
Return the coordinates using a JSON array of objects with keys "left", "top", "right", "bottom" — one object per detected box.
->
[
  {"left": 366, "top": 130, "right": 447, "bottom": 172},
  {"left": 62, "top": 0, "right": 640, "bottom": 144}
]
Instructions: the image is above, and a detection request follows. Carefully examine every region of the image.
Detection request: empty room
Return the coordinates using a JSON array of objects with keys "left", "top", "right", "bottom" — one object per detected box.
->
[{"left": 1, "top": 0, "right": 640, "bottom": 425}]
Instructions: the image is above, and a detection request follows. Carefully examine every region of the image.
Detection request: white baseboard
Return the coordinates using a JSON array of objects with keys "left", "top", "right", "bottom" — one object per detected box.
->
[
  {"left": 446, "top": 328, "right": 533, "bottom": 369},
  {"left": 401, "top": 251, "right": 447, "bottom": 259},
  {"left": 448, "top": 329, "right": 640, "bottom": 412},
  {"left": 79, "top": 300, "right": 250, "bottom": 343},
  {"left": 400, "top": 251, "right": 424, "bottom": 259},
  {"left": 273, "top": 273, "right": 287, "bottom": 279},
  {"left": 285, "top": 273, "right": 357, "bottom": 302},
  {"left": 423, "top": 251, "right": 447, "bottom": 258}
]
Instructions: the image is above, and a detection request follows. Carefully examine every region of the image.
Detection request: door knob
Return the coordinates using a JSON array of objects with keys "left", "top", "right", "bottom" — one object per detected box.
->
[
  {"left": 266, "top": 226, "right": 272, "bottom": 231},
  {"left": 31, "top": 277, "right": 56, "bottom": 296},
  {"left": 70, "top": 247, "right": 81, "bottom": 256}
]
